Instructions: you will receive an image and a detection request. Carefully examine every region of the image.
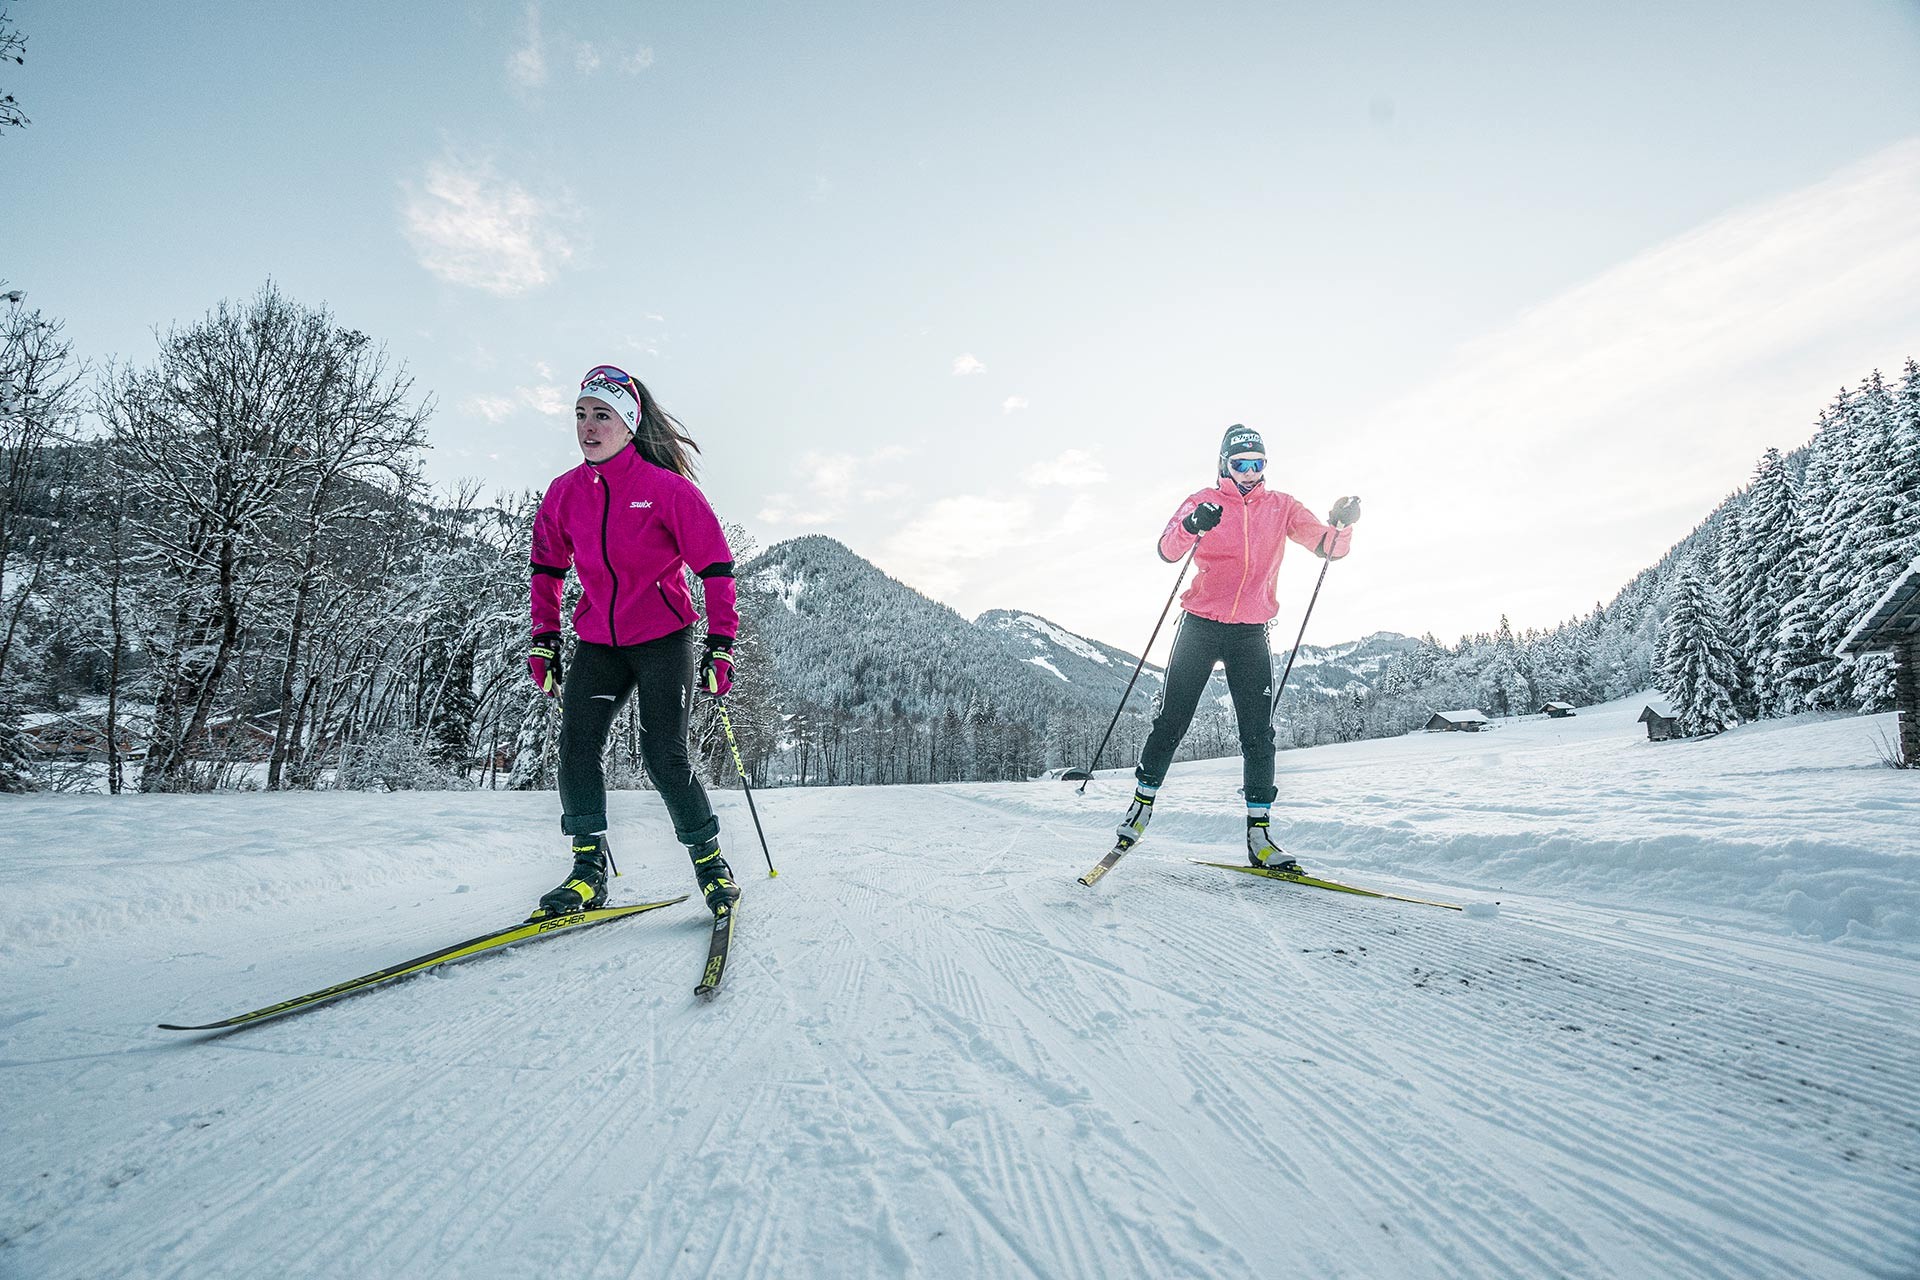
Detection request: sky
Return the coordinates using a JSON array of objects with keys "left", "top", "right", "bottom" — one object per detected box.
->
[{"left": 7, "top": 0, "right": 1920, "bottom": 653}]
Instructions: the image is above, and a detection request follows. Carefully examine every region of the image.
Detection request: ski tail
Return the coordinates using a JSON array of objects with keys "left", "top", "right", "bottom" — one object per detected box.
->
[
  {"left": 694, "top": 904, "right": 735, "bottom": 999},
  {"left": 1078, "top": 838, "right": 1136, "bottom": 887}
]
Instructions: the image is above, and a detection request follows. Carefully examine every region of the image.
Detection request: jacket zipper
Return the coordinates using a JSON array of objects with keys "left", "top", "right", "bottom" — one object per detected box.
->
[
  {"left": 1229, "top": 489, "right": 1252, "bottom": 617},
  {"left": 657, "top": 581, "right": 688, "bottom": 627},
  {"left": 597, "top": 472, "right": 621, "bottom": 645}
]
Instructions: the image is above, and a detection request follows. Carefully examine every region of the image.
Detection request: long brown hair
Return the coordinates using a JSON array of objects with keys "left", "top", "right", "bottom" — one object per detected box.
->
[{"left": 628, "top": 375, "right": 701, "bottom": 479}]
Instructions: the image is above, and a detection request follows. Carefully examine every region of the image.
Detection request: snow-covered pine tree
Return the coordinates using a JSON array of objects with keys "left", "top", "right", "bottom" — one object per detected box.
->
[
  {"left": 1711, "top": 497, "right": 1757, "bottom": 717},
  {"left": 0, "top": 704, "right": 33, "bottom": 792},
  {"left": 1826, "top": 372, "right": 1905, "bottom": 709},
  {"left": 1894, "top": 359, "right": 1920, "bottom": 563},
  {"left": 1730, "top": 449, "right": 1798, "bottom": 716},
  {"left": 1775, "top": 408, "right": 1843, "bottom": 711},
  {"left": 1657, "top": 556, "right": 1740, "bottom": 737}
]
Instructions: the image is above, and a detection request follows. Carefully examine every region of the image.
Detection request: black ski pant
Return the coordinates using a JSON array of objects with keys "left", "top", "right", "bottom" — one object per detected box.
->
[
  {"left": 1135, "top": 612, "right": 1277, "bottom": 805},
  {"left": 558, "top": 628, "right": 719, "bottom": 848}
]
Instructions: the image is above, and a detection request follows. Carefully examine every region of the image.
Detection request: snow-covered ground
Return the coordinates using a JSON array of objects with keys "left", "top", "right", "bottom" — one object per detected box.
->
[{"left": 2, "top": 695, "right": 1916, "bottom": 1278}]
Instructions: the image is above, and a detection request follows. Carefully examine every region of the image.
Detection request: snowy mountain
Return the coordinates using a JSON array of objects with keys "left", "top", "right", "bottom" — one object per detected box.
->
[
  {"left": 742, "top": 536, "right": 1157, "bottom": 721},
  {"left": 974, "top": 608, "right": 1164, "bottom": 712},
  {"left": 5, "top": 695, "right": 1914, "bottom": 1277},
  {"left": 1270, "top": 630, "right": 1422, "bottom": 699}
]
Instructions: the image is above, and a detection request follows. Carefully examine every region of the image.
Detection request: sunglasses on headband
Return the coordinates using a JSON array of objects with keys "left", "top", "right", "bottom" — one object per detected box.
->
[
  {"left": 1228, "top": 456, "right": 1266, "bottom": 474},
  {"left": 581, "top": 364, "right": 634, "bottom": 388}
]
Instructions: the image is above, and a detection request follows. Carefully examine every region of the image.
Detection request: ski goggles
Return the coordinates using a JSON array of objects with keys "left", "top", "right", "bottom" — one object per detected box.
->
[
  {"left": 582, "top": 364, "right": 634, "bottom": 387},
  {"left": 1228, "top": 456, "right": 1266, "bottom": 474},
  {"left": 578, "top": 365, "right": 640, "bottom": 430}
]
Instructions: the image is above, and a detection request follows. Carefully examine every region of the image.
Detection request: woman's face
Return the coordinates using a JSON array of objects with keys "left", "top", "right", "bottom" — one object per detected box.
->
[{"left": 576, "top": 397, "right": 633, "bottom": 463}]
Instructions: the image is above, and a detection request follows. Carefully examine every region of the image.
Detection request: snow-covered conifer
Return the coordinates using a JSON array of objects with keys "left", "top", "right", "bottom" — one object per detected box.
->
[
  {"left": 1657, "top": 557, "right": 1740, "bottom": 737},
  {"left": 1775, "top": 411, "right": 1843, "bottom": 710},
  {"left": 1730, "top": 449, "right": 1797, "bottom": 715}
]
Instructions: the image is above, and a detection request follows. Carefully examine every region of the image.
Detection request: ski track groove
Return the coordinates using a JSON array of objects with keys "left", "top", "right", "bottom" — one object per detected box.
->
[
  {"left": 743, "top": 936, "right": 1043, "bottom": 1279},
  {"left": 816, "top": 880, "right": 1248, "bottom": 1279},
  {"left": 1088, "top": 844, "right": 1920, "bottom": 1279},
  {"left": 1197, "top": 859, "right": 1916, "bottom": 1278}
]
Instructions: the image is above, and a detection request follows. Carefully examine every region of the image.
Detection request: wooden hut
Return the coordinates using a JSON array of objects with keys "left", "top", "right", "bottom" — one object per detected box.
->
[
  {"left": 1639, "top": 697, "right": 1680, "bottom": 742},
  {"left": 1541, "top": 702, "right": 1576, "bottom": 718},
  {"left": 22, "top": 712, "right": 139, "bottom": 762},
  {"left": 1838, "top": 555, "right": 1920, "bottom": 766},
  {"left": 1425, "top": 709, "right": 1490, "bottom": 733}
]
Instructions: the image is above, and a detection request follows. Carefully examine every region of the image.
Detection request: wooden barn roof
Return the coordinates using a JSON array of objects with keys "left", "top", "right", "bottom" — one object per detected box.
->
[{"left": 1839, "top": 555, "right": 1920, "bottom": 656}]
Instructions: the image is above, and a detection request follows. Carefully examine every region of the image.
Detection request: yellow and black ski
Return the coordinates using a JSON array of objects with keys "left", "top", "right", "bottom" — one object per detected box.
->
[
  {"left": 694, "top": 904, "right": 734, "bottom": 999},
  {"left": 1189, "top": 860, "right": 1463, "bottom": 911},
  {"left": 158, "top": 896, "right": 690, "bottom": 1032},
  {"left": 1078, "top": 837, "right": 1137, "bottom": 887}
]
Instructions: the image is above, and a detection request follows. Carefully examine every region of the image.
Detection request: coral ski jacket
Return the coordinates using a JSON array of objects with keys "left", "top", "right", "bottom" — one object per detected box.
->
[
  {"left": 1157, "top": 477, "right": 1352, "bottom": 626},
  {"left": 530, "top": 444, "right": 738, "bottom": 647}
]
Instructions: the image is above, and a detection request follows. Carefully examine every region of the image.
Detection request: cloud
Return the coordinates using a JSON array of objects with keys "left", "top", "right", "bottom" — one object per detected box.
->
[
  {"left": 623, "top": 46, "right": 656, "bottom": 74},
  {"left": 402, "top": 153, "right": 580, "bottom": 295},
  {"left": 1348, "top": 136, "right": 1920, "bottom": 637},
  {"left": 758, "top": 448, "right": 912, "bottom": 525},
  {"left": 506, "top": 3, "right": 546, "bottom": 90},
  {"left": 465, "top": 380, "right": 571, "bottom": 424},
  {"left": 1001, "top": 395, "right": 1029, "bottom": 413},
  {"left": 573, "top": 42, "right": 602, "bottom": 74},
  {"left": 1022, "top": 448, "right": 1107, "bottom": 487},
  {"left": 951, "top": 353, "right": 986, "bottom": 376},
  {"left": 469, "top": 394, "right": 519, "bottom": 423},
  {"left": 879, "top": 496, "right": 1033, "bottom": 598}
]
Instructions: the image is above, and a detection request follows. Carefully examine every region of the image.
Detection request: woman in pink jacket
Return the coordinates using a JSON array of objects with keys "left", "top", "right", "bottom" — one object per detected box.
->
[
  {"left": 1116, "top": 424, "right": 1360, "bottom": 871},
  {"left": 524, "top": 365, "right": 742, "bottom": 921}
]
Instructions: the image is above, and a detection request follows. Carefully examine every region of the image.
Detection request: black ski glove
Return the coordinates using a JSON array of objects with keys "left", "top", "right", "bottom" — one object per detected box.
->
[{"left": 1182, "top": 502, "right": 1224, "bottom": 535}]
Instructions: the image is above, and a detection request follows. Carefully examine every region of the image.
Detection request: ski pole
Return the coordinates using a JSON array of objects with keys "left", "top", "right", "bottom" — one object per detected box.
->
[
  {"left": 715, "top": 700, "right": 779, "bottom": 877},
  {"left": 1076, "top": 545, "right": 1197, "bottom": 795},
  {"left": 1268, "top": 553, "right": 1333, "bottom": 728}
]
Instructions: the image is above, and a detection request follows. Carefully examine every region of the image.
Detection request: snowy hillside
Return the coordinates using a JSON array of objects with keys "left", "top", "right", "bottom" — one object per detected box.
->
[
  {"left": 975, "top": 608, "right": 1164, "bottom": 711},
  {"left": 3, "top": 696, "right": 1916, "bottom": 1278},
  {"left": 1272, "top": 629, "right": 1423, "bottom": 698},
  {"left": 740, "top": 535, "right": 1132, "bottom": 719}
]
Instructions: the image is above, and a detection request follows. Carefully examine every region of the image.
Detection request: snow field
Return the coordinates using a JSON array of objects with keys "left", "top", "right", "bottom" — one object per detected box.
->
[{"left": 1, "top": 695, "right": 1916, "bottom": 1278}]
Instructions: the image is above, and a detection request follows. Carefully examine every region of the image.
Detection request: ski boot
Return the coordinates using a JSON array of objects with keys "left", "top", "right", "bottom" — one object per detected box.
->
[
  {"left": 1115, "top": 785, "right": 1157, "bottom": 850},
  {"left": 1246, "top": 816, "right": 1303, "bottom": 874},
  {"left": 688, "top": 836, "right": 741, "bottom": 915},
  {"left": 529, "top": 833, "right": 617, "bottom": 921}
]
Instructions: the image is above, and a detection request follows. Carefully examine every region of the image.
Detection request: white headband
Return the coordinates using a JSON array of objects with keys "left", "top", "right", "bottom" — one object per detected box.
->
[{"left": 578, "top": 373, "right": 640, "bottom": 432}]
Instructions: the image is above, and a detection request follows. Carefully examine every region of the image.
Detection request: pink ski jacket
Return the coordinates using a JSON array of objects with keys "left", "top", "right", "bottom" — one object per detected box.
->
[
  {"left": 1158, "top": 477, "right": 1352, "bottom": 625},
  {"left": 530, "top": 444, "right": 738, "bottom": 647}
]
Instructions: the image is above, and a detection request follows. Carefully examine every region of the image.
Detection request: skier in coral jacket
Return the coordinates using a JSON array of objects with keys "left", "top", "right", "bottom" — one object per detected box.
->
[
  {"left": 1115, "top": 424, "right": 1361, "bottom": 870},
  {"left": 524, "top": 364, "right": 741, "bottom": 920}
]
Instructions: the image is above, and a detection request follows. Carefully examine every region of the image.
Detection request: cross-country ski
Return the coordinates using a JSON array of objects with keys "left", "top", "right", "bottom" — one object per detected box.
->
[
  {"left": 157, "top": 897, "right": 690, "bottom": 1032},
  {"left": 1187, "top": 859, "right": 1466, "bottom": 910}
]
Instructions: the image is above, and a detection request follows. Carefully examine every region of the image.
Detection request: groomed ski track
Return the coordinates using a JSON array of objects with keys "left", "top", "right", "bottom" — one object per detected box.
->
[{"left": 3, "top": 700, "right": 1916, "bottom": 1278}]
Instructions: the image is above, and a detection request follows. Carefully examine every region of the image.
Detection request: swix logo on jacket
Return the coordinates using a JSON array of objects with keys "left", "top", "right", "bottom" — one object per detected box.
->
[
  {"left": 1157, "top": 477, "right": 1352, "bottom": 625},
  {"left": 529, "top": 444, "right": 738, "bottom": 646}
]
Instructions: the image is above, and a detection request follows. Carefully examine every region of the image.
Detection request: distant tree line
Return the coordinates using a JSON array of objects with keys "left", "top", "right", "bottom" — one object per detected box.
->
[{"left": 1274, "top": 361, "right": 1919, "bottom": 746}]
